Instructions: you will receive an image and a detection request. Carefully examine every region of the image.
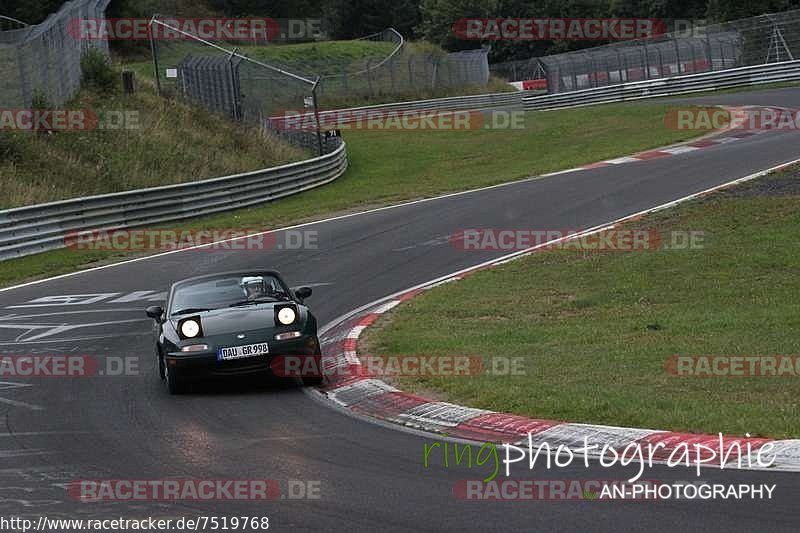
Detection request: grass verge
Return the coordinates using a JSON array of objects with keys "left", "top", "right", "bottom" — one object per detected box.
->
[
  {"left": 0, "top": 84, "right": 305, "bottom": 208},
  {"left": 0, "top": 102, "right": 705, "bottom": 288},
  {"left": 360, "top": 168, "right": 800, "bottom": 439}
]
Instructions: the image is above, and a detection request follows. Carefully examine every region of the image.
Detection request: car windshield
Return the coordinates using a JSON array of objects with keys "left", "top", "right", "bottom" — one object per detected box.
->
[{"left": 170, "top": 274, "right": 289, "bottom": 315}]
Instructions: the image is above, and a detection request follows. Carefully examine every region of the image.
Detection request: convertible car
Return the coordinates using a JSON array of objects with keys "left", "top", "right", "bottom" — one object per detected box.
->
[{"left": 145, "top": 270, "right": 322, "bottom": 394}]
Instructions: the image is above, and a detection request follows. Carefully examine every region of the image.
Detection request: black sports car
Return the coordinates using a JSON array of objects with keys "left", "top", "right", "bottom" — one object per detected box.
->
[{"left": 145, "top": 270, "right": 322, "bottom": 394}]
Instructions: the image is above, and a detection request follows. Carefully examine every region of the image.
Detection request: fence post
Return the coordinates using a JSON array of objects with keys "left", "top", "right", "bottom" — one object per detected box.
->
[
  {"left": 706, "top": 31, "right": 714, "bottom": 70},
  {"left": 366, "top": 58, "right": 373, "bottom": 95},
  {"left": 656, "top": 47, "right": 664, "bottom": 76},
  {"left": 227, "top": 50, "right": 239, "bottom": 121},
  {"left": 149, "top": 18, "right": 162, "bottom": 96},
  {"left": 15, "top": 43, "right": 30, "bottom": 107},
  {"left": 311, "top": 77, "right": 324, "bottom": 156}
]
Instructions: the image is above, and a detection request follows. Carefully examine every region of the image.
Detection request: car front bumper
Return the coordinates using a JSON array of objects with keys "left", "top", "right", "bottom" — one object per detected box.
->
[{"left": 166, "top": 334, "right": 320, "bottom": 378}]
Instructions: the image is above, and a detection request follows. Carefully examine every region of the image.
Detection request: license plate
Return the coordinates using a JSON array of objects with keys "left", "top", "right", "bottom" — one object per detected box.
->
[{"left": 217, "top": 342, "right": 269, "bottom": 361}]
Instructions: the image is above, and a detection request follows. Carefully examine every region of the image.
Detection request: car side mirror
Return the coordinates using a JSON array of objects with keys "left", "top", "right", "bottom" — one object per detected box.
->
[
  {"left": 145, "top": 306, "right": 164, "bottom": 322},
  {"left": 295, "top": 286, "right": 312, "bottom": 302}
]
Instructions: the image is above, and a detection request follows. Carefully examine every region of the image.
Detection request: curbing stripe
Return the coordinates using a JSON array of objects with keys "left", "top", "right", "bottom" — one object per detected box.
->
[{"left": 312, "top": 151, "right": 800, "bottom": 473}]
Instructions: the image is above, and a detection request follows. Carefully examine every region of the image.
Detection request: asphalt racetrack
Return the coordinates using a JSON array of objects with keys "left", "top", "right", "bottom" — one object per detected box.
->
[{"left": 0, "top": 88, "right": 799, "bottom": 532}]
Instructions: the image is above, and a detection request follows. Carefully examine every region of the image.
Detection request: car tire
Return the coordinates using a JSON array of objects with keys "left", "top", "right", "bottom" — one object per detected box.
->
[
  {"left": 165, "top": 362, "right": 184, "bottom": 395},
  {"left": 157, "top": 349, "right": 166, "bottom": 380},
  {"left": 301, "top": 351, "right": 323, "bottom": 387}
]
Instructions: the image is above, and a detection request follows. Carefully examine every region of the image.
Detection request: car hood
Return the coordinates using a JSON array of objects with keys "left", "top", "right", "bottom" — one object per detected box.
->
[{"left": 170, "top": 305, "right": 287, "bottom": 336}]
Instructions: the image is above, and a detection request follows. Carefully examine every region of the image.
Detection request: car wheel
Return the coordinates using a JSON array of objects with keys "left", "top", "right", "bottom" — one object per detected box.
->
[
  {"left": 301, "top": 351, "right": 323, "bottom": 387},
  {"left": 157, "top": 349, "right": 165, "bottom": 380},
  {"left": 164, "top": 362, "right": 184, "bottom": 395}
]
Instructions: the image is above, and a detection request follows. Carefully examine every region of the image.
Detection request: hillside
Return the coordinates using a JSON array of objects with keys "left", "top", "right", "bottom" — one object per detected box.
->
[{"left": 0, "top": 62, "right": 305, "bottom": 209}]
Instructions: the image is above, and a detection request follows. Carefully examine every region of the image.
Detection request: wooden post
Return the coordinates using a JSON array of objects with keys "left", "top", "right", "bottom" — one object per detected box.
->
[{"left": 122, "top": 71, "right": 136, "bottom": 95}]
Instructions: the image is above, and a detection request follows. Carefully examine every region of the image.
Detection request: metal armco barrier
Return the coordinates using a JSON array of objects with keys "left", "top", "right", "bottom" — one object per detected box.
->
[
  {"left": 317, "top": 89, "right": 534, "bottom": 116},
  {"left": 523, "top": 60, "right": 800, "bottom": 111},
  {"left": 272, "top": 89, "right": 537, "bottom": 128},
  {"left": 0, "top": 140, "right": 347, "bottom": 261},
  {"left": 0, "top": 87, "right": 531, "bottom": 262}
]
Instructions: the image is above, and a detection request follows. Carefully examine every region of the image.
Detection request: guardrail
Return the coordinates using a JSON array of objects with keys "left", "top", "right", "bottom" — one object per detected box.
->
[
  {"left": 270, "top": 89, "right": 538, "bottom": 128},
  {"left": 523, "top": 60, "right": 800, "bottom": 111},
  {"left": 0, "top": 140, "right": 348, "bottom": 261},
  {"left": 320, "top": 89, "right": 535, "bottom": 115},
  {"left": 0, "top": 87, "right": 534, "bottom": 262}
]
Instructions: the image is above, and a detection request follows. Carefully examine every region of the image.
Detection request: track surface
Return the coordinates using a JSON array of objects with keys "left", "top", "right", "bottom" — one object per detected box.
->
[{"left": 1, "top": 88, "right": 799, "bottom": 532}]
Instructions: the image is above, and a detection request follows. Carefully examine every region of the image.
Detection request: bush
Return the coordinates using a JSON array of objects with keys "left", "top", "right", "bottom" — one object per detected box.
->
[
  {"left": 30, "top": 88, "right": 50, "bottom": 110},
  {"left": 80, "top": 47, "right": 116, "bottom": 92}
]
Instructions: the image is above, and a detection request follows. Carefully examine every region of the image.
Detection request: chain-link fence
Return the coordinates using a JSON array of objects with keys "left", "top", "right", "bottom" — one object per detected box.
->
[
  {"left": 150, "top": 17, "right": 493, "bottom": 153},
  {"left": 150, "top": 15, "right": 330, "bottom": 154},
  {"left": 504, "top": 9, "right": 800, "bottom": 94},
  {"left": 489, "top": 58, "right": 547, "bottom": 83},
  {"left": 0, "top": 0, "right": 111, "bottom": 108},
  {"left": 149, "top": 17, "right": 493, "bottom": 135},
  {"left": 311, "top": 32, "right": 491, "bottom": 104}
]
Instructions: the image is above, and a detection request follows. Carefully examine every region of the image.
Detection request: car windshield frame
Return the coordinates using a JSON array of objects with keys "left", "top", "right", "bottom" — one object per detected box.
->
[{"left": 168, "top": 272, "right": 293, "bottom": 316}]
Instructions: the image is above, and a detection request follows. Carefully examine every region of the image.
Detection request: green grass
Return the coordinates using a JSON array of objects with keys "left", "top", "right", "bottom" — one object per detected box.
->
[
  {"left": 244, "top": 40, "right": 398, "bottom": 71},
  {"left": 121, "top": 39, "right": 516, "bottom": 111},
  {"left": 0, "top": 80, "right": 304, "bottom": 208},
  {"left": 361, "top": 170, "right": 800, "bottom": 439},
  {"left": 123, "top": 39, "right": 396, "bottom": 76},
  {"left": 0, "top": 102, "right": 706, "bottom": 288}
]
